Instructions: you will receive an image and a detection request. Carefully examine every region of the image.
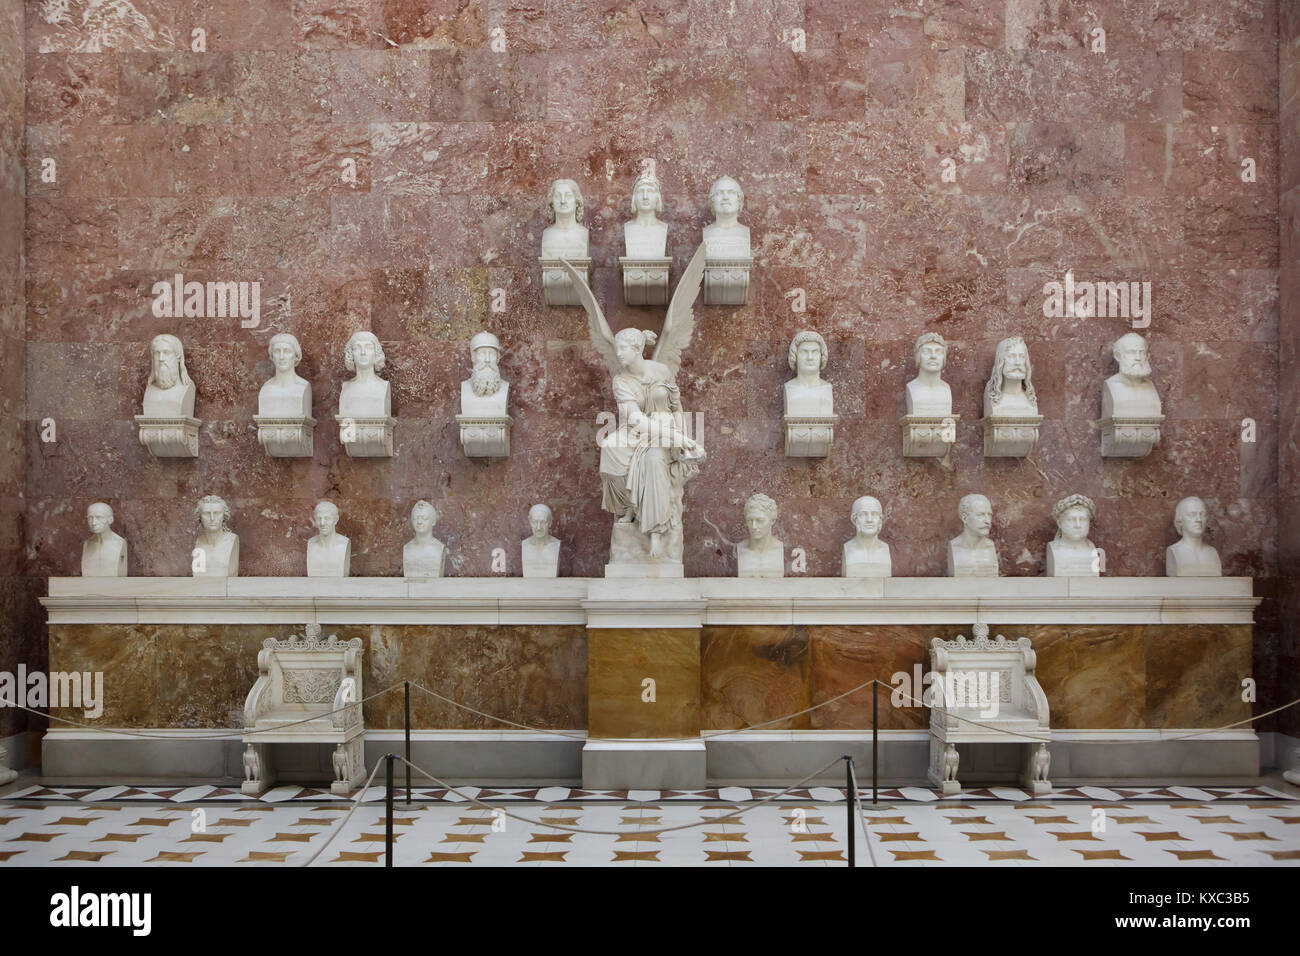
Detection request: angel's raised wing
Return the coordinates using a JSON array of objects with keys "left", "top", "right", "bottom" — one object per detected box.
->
[
  {"left": 560, "top": 258, "right": 620, "bottom": 378},
  {"left": 653, "top": 244, "right": 708, "bottom": 377}
]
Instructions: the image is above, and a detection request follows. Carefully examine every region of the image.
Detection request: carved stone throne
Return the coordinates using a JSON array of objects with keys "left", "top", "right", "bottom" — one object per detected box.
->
[
  {"left": 926, "top": 623, "right": 1052, "bottom": 796},
  {"left": 241, "top": 623, "right": 366, "bottom": 796}
]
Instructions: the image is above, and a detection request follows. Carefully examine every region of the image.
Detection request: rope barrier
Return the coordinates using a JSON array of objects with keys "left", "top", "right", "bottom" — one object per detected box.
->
[
  {"left": 300, "top": 758, "right": 386, "bottom": 868},
  {"left": 391, "top": 753, "right": 845, "bottom": 837},
  {"left": 847, "top": 760, "right": 877, "bottom": 868}
]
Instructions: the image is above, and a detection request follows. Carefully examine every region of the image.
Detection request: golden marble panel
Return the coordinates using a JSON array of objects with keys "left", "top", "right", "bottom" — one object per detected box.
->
[
  {"left": 807, "top": 625, "right": 932, "bottom": 729},
  {"left": 587, "top": 628, "right": 700, "bottom": 739},
  {"left": 1026, "top": 625, "right": 1146, "bottom": 729},
  {"left": 1143, "top": 624, "right": 1252, "bottom": 727},
  {"left": 701, "top": 626, "right": 810, "bottom": 730}
]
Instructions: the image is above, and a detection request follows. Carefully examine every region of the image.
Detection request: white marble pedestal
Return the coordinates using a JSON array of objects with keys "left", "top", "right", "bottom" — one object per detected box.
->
[
  {"left": 901, "top": 414, "right": 958, "bottom": 457},
  {"left": 703, "top": 257, "right": 752, "bottom": 305},
  {"left": 1101, "top": 416, "right": 1164, "bottom": 457},
  {"left": 619, "top": 257, "right": 672, "bottom": 306},
  {"left": 582, "top": 739, "right": 706, "bottom": 790},
  {"left": 540, "top": 257, "right": 594, "bottom": 307},
  {"left": 983, "top": 416, "right": 1042, "bottom": 458},
  {"left": 135, "top": 416, "right": 200, "bottom": 458},
  {"left": 336, "top": 415, "right": 395, "bottom": 458},
  {"left": 457, "top": 415, "right": 512, "bottom": 458},
  {"left": 784, "top": 415, "right": 838, "bottom": 458},
  {"left": 254, "top": 416, "right": 316, "bottom": 458}
]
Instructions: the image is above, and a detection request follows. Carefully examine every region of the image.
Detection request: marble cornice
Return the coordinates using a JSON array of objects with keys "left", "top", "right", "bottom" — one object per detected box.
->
[{"left": 41, "top": 577, "right": 1260, "bottom": 626}]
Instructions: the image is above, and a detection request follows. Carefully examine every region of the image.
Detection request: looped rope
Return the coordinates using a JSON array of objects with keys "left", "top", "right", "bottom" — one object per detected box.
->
[{"left": 300, "top": 758, "right": 387, "bottom": 868}]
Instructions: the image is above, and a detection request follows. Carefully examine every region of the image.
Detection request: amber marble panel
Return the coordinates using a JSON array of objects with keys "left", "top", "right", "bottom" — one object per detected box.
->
[
  {"left": 587, "top": 629, "right": 700, "bottom": 739},
  {"left": 1005, "top": 625, "right": 1145, "bottom": 730},
  {"left": 701, "top": 626, "right": 810, "bottom": 730},
  {"left": 807, "top": 625, "right": 934, "bottom": 730},
  {"left": 364, "top": 625, "right": 586, "bottom": 729},
  {"left": 1144, "top": 625, "right": 1252, "bottom": 728}
]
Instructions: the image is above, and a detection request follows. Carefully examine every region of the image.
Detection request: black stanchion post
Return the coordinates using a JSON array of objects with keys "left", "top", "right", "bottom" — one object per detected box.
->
[
  {"left": 385, "top": 753, "right": 395, "bottom": 868},
  {"left": 404, "top": 681, "right": 411, "bottom": 805},
  {"left": 872, "top": 681, "right": 878, "bottom": 805},
  {"left": 844, "top": 755, "right": 855, "bottom": 868}
]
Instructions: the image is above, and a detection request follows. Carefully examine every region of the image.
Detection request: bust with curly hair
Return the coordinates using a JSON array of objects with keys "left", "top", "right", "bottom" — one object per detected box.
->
[
  {"left": 907, "top": 332, "right": 952, "bottom": 416},
  {"left": 339, "top": 331, "right": 390, "bottom": 418},
  {"left": 1047, "top": 493, "right": 1099, "bottom": 577},
  {"left": 983, "top": 336, "right": 1038, "bottom": 417},
  {"left": 737, "top": 493, "right": 784, "bottom": 578},
  {"left": 784, "top": 330, "right": 834, "bottom": 417},
  {"left": 192, "top": 494, "right": 239, "bottom": 577},
  {"left": 542, "top": 178, "right": 589, "bottom": 259}
]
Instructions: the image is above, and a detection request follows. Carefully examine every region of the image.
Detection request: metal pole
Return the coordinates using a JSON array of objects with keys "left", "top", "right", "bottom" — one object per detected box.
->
[
  {"left": 404, "top": 681, "right": 411, "bottom": 805},
  {"left": 385, "top": 753, "right": 395, "bottom": 868},
  {"left": 872, "top": 681, "right": 879, "bottom": 805},
  {"left": 844, "top": 756, "right": 855, "bottom": 868}
]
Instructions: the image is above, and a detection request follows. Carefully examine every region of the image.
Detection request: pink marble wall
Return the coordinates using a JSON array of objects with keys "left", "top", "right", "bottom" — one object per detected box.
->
[
  {"left": 13, "top": 3, "right": 1290, "bottom": 732},
  {"left": 1, "top": 0, "right": 26, "bottom": 742}
]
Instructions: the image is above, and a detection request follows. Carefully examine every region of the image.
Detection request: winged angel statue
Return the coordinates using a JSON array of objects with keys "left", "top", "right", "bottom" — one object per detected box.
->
[{"left": 559, "top": 246, "right": 708, "bottom": 566}]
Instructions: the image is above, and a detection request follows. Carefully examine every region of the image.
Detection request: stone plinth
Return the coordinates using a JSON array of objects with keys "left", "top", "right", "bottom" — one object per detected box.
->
[
  {"left": 456, "top": 414, "right": 512, "bottom": 458},
  {"left": 900, "top": 414, "right": 958, "bottom": 457},
  {"left": 983, "top": 415, "right": 1043, "bottom": 458},
  {"left": 619, "top": 257, "right": 672, "bottom": 306},
  {"left": 135, "top": 416, "right": 199, "bottom": 458},
  {"left": 784, "top": 415, "right": 838, "bottom": 457},
  {"left": 703, "top": 257, "right": 752, "bottom": 305},
  {"left": 254, "top": 416, "right": 316, "bottom": 458},
  {"left": 336, "top": 415, "right": 395, "bottom": 458},
  {"left": 539, "top": 257, "right": 593, "bottom": 307},
  {"left": 1101, "top": 416, "right": 1164, "bottom": 457}
]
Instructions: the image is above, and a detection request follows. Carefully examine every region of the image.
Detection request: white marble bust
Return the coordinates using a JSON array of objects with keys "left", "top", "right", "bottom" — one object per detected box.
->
[
  {"left": 624, "top": 172, "right": 668, "bottom": 258},
  {"left": 460, "top": 331, "right": 509, "bottom": 417},
  {"left": 702, "top": 176, "right": 750, "bottom": 258},
  {"left": 1102, "top": 332, "right": 1162, "bottom": 418},
  {"left": 339, "top": 331, "right": 391, "bottom": 418},
  {"left": 906, "top": 332, "right": 953, "bottom": 416},
  {"left": 403, "top": 500, "right": 446, "bottom": 578},
  {"left": 947, "top": 493, "right": 999, "bottom": 577},
  {"left": 541, "top": 178, "right": 589, "bottom": 259},
  {"left": 81, "top": 502, "right": 127, "bottom": 577},
  {"left": 192, "top": 494, "right": 239, "bottom": 577},
  {"left": 1046, "top": 494, "right": 1099, "bottom": 577},
  {"left": 784, "top": 330, "right": 834, "bottom": 417},
  {"left": 521, "top": 503, "right": 560, "bottom": 578},
  {"left": 307, "top": 500, "right": 350, "bottom": 577},
  {"left": 984, "top": 336, "right": 1038, "bottom": 417},
  {"left": 842, "top": 495, "right": 891, "bottom": 578},
  {"left": 1166, "top": 496, "right": 1222, "bottom": 577},
  {"left": 142, "top": 333, "right": 196, "bottom": 417},
  {"left": 737, "top": 493, "right": 784, "bottom": 578},
  {"left": 258, "top": 332, "right": 312, "bottom": 417}
]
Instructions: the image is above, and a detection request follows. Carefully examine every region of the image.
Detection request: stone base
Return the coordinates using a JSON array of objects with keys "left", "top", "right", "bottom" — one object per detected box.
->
[
  {"left": 582, "top": 739, "right": 707, "bottom": 790},
  {"left": 604, "top": 560, "right": 685, "bottom": 578},
  {"left": 900, "top": 414, "right": 958, "bottom": 457},
  {"left": 703, "top": 257, "right": 752, "bottom": 305},
  {"left": 983, "top": 416, "right": 1042, "bottom": 458},
  {"left": 1100, "top": 415, "right": 1164, "bottom": 457},
  {"left": 620, "top": 256, "right": 671, "bottom": 306},
  {"left": 336, "top": 415, "right": 395, "bottom": 458},
  {"left": 456, "top": 414, "right": 512, "bottom": 458},
  {"left": 254, "top": 415, "right": 316, "bottom": 458},
  {"left": 784, "top": 415, "right": 838, "bottom": 457},
  {"left": 540, "top": 257, "right": 593, "bottom": 307},
  {"left": 606, "top": 519, "right": 685, "bottom": 574},
  {"left": 135, "top": 415, "right": 200, "bottom": 458}
]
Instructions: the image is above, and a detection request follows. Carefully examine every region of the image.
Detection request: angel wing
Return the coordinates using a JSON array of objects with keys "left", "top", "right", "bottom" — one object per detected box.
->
[
  {"left": 559, "top": 258, "right": 620, "bottom": 377},
  {"left": 653, "top": 244, "right": 707, "bottom": 377}
]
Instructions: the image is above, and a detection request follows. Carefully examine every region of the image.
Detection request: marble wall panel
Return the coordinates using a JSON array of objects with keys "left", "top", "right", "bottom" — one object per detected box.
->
[{"left": 588, "top": 628, "right": 699, "bottom": 739}]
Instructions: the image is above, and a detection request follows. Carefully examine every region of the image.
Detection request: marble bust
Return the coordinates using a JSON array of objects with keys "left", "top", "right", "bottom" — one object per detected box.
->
[
  {"left": 521, "top": 503, "right": 561, "bottom": 578},
  {"left": 984, "top": 336, "right": 1037, "bottom": 417},
  {"left": 402, "top": 500, "right": 445, "bottom": 578},
  {"left": 339, "top": 330, "right": 390, "bottom": 418},
  {"left": 624, "top": 171, "right": 668, "bottom": 258},
  {"left": 192, "top": 494, "right": 239, "bottom": 577},
  {"left": 947, "top": 493, "right": 999, "bottom": 577},
  {"left": 1166, "top": 496, "right": 1222, "bottom": 577},
  {"left": 81, "top": 502, "right": 127, "bottom": 577},
  {"left": 1046, "top": 494, "right": 1099, "bottom": 577},
  {"left": 306, "top": 500, "right": 350, "bottom": 577},
  {"left": 143, "top": 333, "right": 196, "bottom": 418},
  {"left": 541, "top": 178, "right": 588, "bottom": 259},
  {"left": 736, "top": 493, "right": 784, "bottom": 578},
  {"left": 784, "top": 330, "right": 834, "bottom": 417},
  {"left": 842, "top": 495, "right": 891, "bottom": 578},
  {"left": 906, "top": 332, "right": 953, "bottom": 416},
  {"left": 702, "top": 176, "right": 750, "bottom": 258},
  {"left": 460, "top": 331, "right": 509, "bottom": 417},
  {"left": 1102, "top": 332, "right": 1162, "bottom": 419},
  {"left": 259, "top": 332, "right": 312, "bottom": 417}
]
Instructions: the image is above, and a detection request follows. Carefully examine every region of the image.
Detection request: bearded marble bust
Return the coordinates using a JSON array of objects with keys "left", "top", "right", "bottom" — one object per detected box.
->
[
  {"left": 143, "top": 333, "right": 196, "bottom": 417},
  {"left": 984, "top": 336, "right": 1038, "bottom": 417},
  {"left": 702, "top": 176, "right": 750, "bottom": 257},
  {"left": 460, "top": 331, "right": 509, "bottom": 417},
  {"left": 947, "top": 493, "right": 999, "bottom": 577},
  {"left": 1102, "top": 332, "right": 1161, "bottom": 418},
  {"left": 541, "top": 178, "right": 589, "bottom": 259}
]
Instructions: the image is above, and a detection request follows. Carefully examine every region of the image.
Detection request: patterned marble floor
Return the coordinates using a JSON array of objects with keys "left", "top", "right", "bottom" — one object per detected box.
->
[{"left": 1, "top": 798, "right": 1297, "bottom": 866}]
